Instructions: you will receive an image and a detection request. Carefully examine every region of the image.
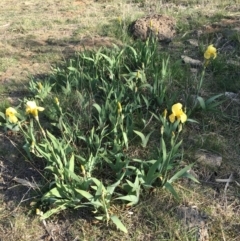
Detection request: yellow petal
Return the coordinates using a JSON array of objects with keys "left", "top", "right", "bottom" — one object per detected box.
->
[
  {"left": 208, "top": 44, "right": 216, "bottom": 53},
  {"left": 26, "top": 107, "right": 31, "bottom": 114},
  {"left": 180, "top": 112, "right": 187, "bottom": 123},
  {"left": 172, "top": 103, "right": 183, "bottom": 116},
  {"left": 169, "top": 113, "right": 175, "bottom": 123},
  {"left": 204, "top": 51, "right": 211, "bottom": 59},
  {"left": 6, "top": 107, "right": 17, "bottom": 116},
  {"left": 32, "top": 109, "right": 38, "bottom": 117},
  {"left": 37, "top": 107, "right": 45, "bottom": 112},
  {"left": 9, "top": 114, "right": 18, "bottom": 123},
  {"left": 26, "top": 101, "right": 37, "bottom": 109}
]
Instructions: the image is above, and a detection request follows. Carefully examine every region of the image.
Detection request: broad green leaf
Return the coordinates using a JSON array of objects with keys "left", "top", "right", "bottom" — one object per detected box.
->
[
  {"left": 186, "top": 118, "right": 199, "bottom": 124},
  {"left": 207, "top": 101, "right": 225, "bottom": 109},
  {"left": 164, "top": 181, "right": 179, "bottom": 200},
  {"left": 0, "top": 112, "right": 6, "bottom": 120},
  {"left": 110, "top": 215, "right": 128, "bottom": 233},
  {"left": 95, "top": 182, "right": 104, "bottom": 197},
  {"left": 91, "top": 177, "right": 103, "bottom": 187},
  {"left": 171, "top": 140, "right": 182, "bottom": 154},
  {"left": 67, "top": 66, "right": 78, "bottom": 72},
  {"left": 93, "top": 103, "right": 101, "bottom": 113},
  {"left": 42, "top": 187, "right": 63, "bottom": 199},
  {"left": 23, "top": 142, "right": 33, "bottom": 161},
  {"left": 91, "top": 178, "right": 106, "bottom": 197},
  {"left": 132, "top": 158, "right": 144, "bottom": 163},
  {"left": 180, "top": 170, "right": 200, "bottom": 183},
  {"left": 126, "top": 176, "right": 140, "bottom": 192},
  {"left": 64, "top": 169, "right": 82, "bottom": 183},
  {"left": 127, "top": 46, "right": 138, "bottom": 61},
  {"left": 75, "top": 189, "right": 93, "bottom": 200},
  {"left": 133, "top": 130, "right": 153, "bottom": 148},
  {"left": 197, "top": 96, "right": 206, "bottom": 110},
  {"left": 84, "top": 199, "right": 103, "bottom": 208},
  {"left": 145, "top": 160, "right": 160, "bottom": 184},
  {"left": 141, "top": 94, "right": 149, "bottom": 109},
  {"left": 133, "top": 130, "right": 145, "bottom": 143},
  {"left": 82, "top": 56, "right": 94, "bottom": 62},
  {"left": 106, "top": 180, "right": 121, "bottom": 195},
  {"left": 168, "top": 164, "right": 196, "bottom": 184},
  {"left": 126, "top": 180, "right": 135, "bottom": 189},
  {"left": 205, "top": 93, "right": 223, "bottom": 104},
  {"left": 68, "top": 154, "right": 75, "bottom": 173},
  {"left": 100, "top": 53, "right": 114, "bottom": 66},
  {"left": 40, "top": 203, "right": 68, "bottom": 220},
  {"left": 115, "top": 194, "right": 139, "bottom": 206}
]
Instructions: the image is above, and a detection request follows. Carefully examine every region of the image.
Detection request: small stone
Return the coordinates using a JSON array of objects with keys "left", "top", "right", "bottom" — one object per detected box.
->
[
  {"left": 225, "top": 91, "right": 240, "bottom": 104},
  {"left": 181, "top": 55, "right": 202, "bottom": 67},
  {"left": 188, "top": 39, "right": 199, "bottom": 47},
  {"left": 195, "top": 150, "right": 222, "bottom": 168}
]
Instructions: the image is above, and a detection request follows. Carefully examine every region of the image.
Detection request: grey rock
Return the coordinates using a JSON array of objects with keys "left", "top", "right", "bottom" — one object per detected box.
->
[
  {"left": 195, "top": 150, "right": 222, "bottom": 168},
  {"left": 181, "top": 55, "right": 202, "bottom": 67}
]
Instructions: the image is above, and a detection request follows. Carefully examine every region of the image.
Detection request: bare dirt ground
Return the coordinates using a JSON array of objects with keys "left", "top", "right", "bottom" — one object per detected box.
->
[
  {"left": 0, "top": 0, "right": 118, "bottom": 84},
  {"left": 0, "top": 0, "right": 240, "bottom": 240}
]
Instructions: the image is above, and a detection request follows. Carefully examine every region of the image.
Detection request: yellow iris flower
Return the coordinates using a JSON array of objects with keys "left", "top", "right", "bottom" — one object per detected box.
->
[
  {"left": 26, "top": 101, "right": 44, "bottom": 120},
  {"left": 204, "top": 44, "right": 217, "bottom": 60},
  {"left": 5, "top": 107, "right": 18, "bottom": 123},
  {"left": 169, "top": 103, "right": 187, "bottom": 123}
]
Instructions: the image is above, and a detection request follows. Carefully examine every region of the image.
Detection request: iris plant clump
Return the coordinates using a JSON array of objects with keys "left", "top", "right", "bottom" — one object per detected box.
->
[{"left": 1, "top": 38, "right": 212, "bottom": 233}]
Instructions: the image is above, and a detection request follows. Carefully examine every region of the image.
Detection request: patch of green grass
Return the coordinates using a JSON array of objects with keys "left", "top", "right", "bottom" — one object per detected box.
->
[
  {"left": 209, "top": 58, "right": 240, "bottom": 92},
  {"left": 0, "top": 99, "right": 11, "bottom": 114},
  {"left": 31, "top": 52, "right": 61, "bottom": 63},
  {"left": 98, "top": 17, "right": 133, "bottom": 41},
  {"left": 9, "top": 19, "right": 53, "bottom": 33},
  {"left": 196, "top": 132, "right": 227, "bottom": 154},
  {"left": 0, "top": 57, "right": 19, "bottom": 72},
  {"left": 0, "top": 210, "right": 44, "bottom": 241}
]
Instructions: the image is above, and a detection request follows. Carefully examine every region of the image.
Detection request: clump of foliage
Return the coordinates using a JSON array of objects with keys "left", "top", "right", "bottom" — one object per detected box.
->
[{"left": 0, "top": 36, "right": 221, "bottom": 233}]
